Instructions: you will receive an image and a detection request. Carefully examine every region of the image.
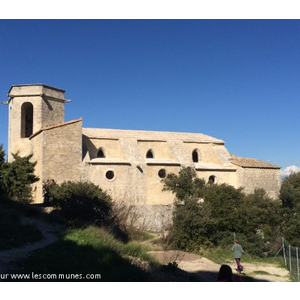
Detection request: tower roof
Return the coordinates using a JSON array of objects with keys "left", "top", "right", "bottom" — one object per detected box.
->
[
  {"left": 7, "top": 84, "right": 67, "bottom": 103},
  {"left": 8, "top": 84, "right": 65, "bottom": 95}
]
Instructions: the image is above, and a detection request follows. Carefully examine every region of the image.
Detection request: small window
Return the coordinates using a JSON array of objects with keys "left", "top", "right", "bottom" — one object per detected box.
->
[
  {"left": 97, "top": 148, "right": 105, "bottom": 158},
  {"left": 105, "top": 170, "right": 115, "bottom": 181},
  {"left": 146, "top": 149, "right": 154, "bottom": 159},
  {"left": 192, "top": 150, "right": 199, "bottom": 162},
  {"left": 208, "top": 175, "right": 217, "bottom": 184},
  {"left": 158, "top": 169, "right": 166, "bottom": 179}
]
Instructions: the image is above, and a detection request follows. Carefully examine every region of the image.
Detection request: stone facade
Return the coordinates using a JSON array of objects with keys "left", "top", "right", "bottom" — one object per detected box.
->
[
  {"left": 3, "top": 84, "right": 281, "bottom": 231},
  {"left": 7, "top": 85, "right": 65, "bottom": 161},
  {"left": 231, "top": 155, "right": 281, "bottom": 199}
]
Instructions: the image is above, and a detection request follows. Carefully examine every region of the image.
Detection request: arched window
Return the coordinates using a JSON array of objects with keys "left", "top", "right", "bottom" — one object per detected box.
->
[
  {"left": 192, "top": 149, "right": 199, "bottom": 162},
  {"left": 21, "top": 102, "right": 33, "bottom": 138},
  {"left": 146, "top": 149, "right": 154, "bottom": 159},
  {"left": 97, "top": 148, "right": 105, "bottom": 158}
]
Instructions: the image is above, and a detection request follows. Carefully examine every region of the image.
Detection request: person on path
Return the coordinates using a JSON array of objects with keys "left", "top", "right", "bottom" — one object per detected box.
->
[{"left": 231, "top": 239, "right": 245, "bottom": 273}]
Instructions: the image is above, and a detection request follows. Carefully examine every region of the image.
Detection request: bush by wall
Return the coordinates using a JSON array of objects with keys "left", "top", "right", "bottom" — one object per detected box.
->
[
  {"left": 0, "top": 150, "right": 39, "bottom": 203},
  {"left": 47, "top": 181, "right": 112, "bottom": 226},
  {"left": 162, "top": 167, "right": 283, "bottom": 256}
]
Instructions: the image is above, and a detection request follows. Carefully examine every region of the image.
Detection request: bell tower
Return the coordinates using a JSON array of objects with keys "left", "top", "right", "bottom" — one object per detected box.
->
[{"left": 5, "top": 84, "right": 69, "bottom": 161}]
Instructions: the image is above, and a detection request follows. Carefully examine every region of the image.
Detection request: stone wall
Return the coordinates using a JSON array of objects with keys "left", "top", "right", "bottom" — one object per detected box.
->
[
  {"left": 8, "top": 97, "right": 35, "bottom": 160},
  {"left": 30, "top": 129, "right": 44, "bottom": 203},
  {"left": 195, "top": 169, "right": 237, "bottom": 187},
  {"left": 237, "top": 167, "right": 280, "bottom": 199},
  {"left": 29, "top": 119, "right": 83, "bottom": 202},
  {"left": 7, "top": 85, "right": 65, "bottom": 162},
  {"left": 145, "top": 165, "right": 178, "bottom": 205},
  {"left": 82, "top": 131, "right": 238, "bottom": 207},
  {"left": 86, "top": 163, "right": 146, "bottom": 204},
  {"left": 42, "top": 120, "right": 82, "bottom": 184},
  {"left": 138, "top": 141, "right": 176, "bottom": 160},
  {"left": 40, "top": 98, "right": 65, "bottom": 128},
  {"left": 121, "top": 204, "right": 174, "bottom": 232}
]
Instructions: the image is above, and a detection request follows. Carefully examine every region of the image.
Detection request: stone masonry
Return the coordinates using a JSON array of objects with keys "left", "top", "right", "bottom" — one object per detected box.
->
[{"left": 3, "top": 84, "right": 281, "bottom": 231}]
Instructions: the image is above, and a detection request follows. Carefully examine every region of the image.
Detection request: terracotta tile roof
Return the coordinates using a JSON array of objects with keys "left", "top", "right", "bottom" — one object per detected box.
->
[{"left": 230, "top": 154, "right": 280, "bottom": 169}]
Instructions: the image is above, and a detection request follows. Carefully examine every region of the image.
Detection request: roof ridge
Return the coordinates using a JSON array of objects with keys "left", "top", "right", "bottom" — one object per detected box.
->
[
  {"left": 230, "top": 154, "right": 280, "bottom": 169},
  {"left": 29, "top": 118, "right": 82, "bottom": 139},
  {"left": 82, "top": 127, "right": 225, "bottom": 144}
]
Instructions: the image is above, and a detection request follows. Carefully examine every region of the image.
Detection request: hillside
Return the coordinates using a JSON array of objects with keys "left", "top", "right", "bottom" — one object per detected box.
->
[{"left": 0, "top": 208, "right": 290, "bottom": 282}]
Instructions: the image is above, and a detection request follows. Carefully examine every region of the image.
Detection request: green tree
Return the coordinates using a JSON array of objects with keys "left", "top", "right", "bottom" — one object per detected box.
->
[
  {"left": 198, "top": 183, "right": 247, "bottom": 247},
  {"left": 163, "top": 167, "right": 210, "bottom": 250},
  {"left": 281, "top": 211, "right": 300, "bottom": 247},
  {"left": 203, "top": 183, "right": 244, "bottom": 235},
  {"left": 280, "top": 172, "right": 300, "bottom": 246},
  {"left": 0, "top": 144, "right": 6, "bottom": 196},
  {"left": 163, "top": 166, "right": 205, "bottom": 201},
  {"left": 0, "top": 144, "right": 5, "bottom": 167},
  {"left": 280, "top": 172, "right": 300, "bottom": 210},
  {"left": 48, "top": 181, "right": 112, "bottom": 226},
  {"left": 171, "top": 194, "right": 218, "bottom": 251},
  {"left": 2, "top": 152, "right": 39, "bottom": 203},
  {"left": 163, "top": 168, "right": 246, "bottom": 249},
  {"left": 239, "top": 189, "right": 282, "bottom": 255},
  {"left": 163, "top": 167, "right": 283, "bottom": 256}
]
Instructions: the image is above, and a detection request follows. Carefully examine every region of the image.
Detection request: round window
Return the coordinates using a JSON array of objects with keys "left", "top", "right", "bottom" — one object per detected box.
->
[
  {"left": 105, "top": 170, "right": 115, "bottom": 181},
  {"left": 158, "top": 169, "right": 166, "bottom": 179},
  {"left": 208, "top": 175, "right": 216, "bottom": 184}
]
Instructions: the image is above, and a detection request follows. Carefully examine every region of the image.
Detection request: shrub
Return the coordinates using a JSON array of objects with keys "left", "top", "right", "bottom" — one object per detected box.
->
[
  {"left": 0, "top": 144, "right": 5, "bottom": 197},
  {"left": 42, "top": 179, "right": 56, "bottom": 205},
  {"left": 110, "top": 200, "right": 149, "bottom": 241},
  {"left": 281, "top": 212, "right": 300, "bottom": 247},
  {"left": 1, "top": 152, "right": 39, "bottom": 203},
  {"left": 280, "top": 172, "right": 300, "bottom": 210},
  {"left": 279, "top": 172, "right": 300, "bottom": 247},
  {"left": 172, "top": 196, "right": 214, "bottom": 251},
  {"left": 48, "top": 181, "right": 112, "bottom": 226},
  {"left": 163, "top": 166, "right": 205, "bottom": 201},
  {"left": 162, "top": 167, "right": 284, "bottom": 256}
]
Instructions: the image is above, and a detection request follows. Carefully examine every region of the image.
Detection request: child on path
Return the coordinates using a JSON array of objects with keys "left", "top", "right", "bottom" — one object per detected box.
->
[{"left": 231, "top": 239, "right": 245, "bottom": 273}]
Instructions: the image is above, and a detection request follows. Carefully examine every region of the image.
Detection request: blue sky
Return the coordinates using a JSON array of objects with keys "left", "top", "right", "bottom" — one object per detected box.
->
[{"left": 1, "top": 19, "right": 300, "bottom": 176}]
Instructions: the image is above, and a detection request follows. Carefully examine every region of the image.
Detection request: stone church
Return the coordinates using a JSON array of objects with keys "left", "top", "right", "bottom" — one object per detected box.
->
[{"left": 3, "top": 84, "right": 281, "bottom": 230}]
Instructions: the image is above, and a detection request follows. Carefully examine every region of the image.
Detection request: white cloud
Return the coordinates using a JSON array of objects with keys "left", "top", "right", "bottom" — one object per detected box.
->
[{"left": 280, "top": 165, "right": 300, "bottom": 177}]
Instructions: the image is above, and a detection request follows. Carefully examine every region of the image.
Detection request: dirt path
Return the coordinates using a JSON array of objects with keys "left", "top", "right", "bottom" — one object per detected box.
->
[
  {"left": 0, "top": 216, "right": 63, "bottom": 277},
  {"left": 0, "top": 218, "right": 290, "bottom": 282},
  {"left": 148, "top": 250, "right": 290, "bottom": 282}
]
